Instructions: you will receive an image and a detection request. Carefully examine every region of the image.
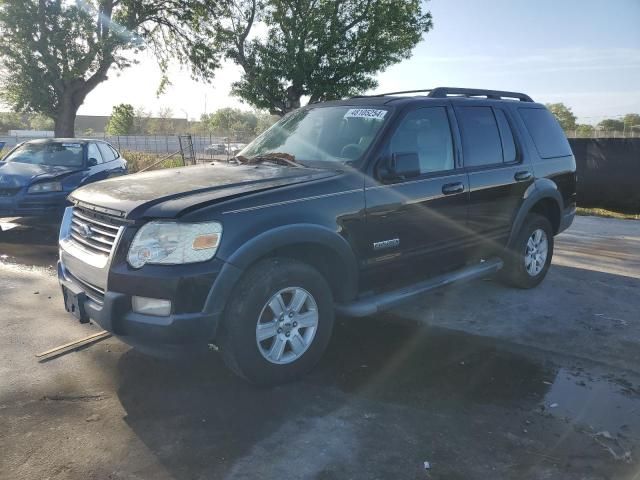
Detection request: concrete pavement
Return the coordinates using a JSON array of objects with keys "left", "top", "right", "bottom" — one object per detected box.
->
[{"left": 1, "top": 216, "right": 639, "bottom": 479}]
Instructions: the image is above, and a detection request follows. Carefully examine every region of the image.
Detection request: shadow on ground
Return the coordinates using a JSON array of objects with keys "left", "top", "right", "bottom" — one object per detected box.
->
[{"left": 110, "top": 314, "right": 638, "bottom": 479}]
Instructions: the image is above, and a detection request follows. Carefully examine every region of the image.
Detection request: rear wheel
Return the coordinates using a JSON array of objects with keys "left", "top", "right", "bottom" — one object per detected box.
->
[
  {"left": 218, "top": 258, "right": 334, "bottom": 385},
  {"left": 501, "top": 213, "right": 554, "bottom": 289}
]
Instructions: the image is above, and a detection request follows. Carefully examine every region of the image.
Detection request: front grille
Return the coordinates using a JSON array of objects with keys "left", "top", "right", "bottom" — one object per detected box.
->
[
  {"left": 66, "top": 271, "right": 105, "bottom": 305},
  {"left": 69, "top": 207, "right": 122, "bottom": 257},
  {"left": 0, "top": 187, "right": 20, "bottom": 197}
]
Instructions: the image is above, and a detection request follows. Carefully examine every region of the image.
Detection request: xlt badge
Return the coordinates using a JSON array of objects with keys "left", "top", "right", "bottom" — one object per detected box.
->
[{"left": 373, "top": 238, "right": 400, "bottom": 250}]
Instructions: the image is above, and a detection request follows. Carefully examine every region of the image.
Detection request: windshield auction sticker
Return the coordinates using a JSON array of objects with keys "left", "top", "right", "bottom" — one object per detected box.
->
[{"left": 344, "top": 109, "right": 387, "bottom": 120}]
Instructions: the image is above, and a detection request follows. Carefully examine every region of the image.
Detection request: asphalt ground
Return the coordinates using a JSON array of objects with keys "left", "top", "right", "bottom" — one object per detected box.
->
[{"left": 1, "top": 215, "right": 639, "bottom": 479}]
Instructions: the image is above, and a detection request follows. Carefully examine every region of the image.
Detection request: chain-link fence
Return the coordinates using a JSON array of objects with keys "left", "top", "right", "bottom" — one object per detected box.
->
[
  {"left": 565, "top": 130, "right": 640, "bottom": 139},
  {"left": 0, "top": 131, "right": 255, "bottom": 160}
]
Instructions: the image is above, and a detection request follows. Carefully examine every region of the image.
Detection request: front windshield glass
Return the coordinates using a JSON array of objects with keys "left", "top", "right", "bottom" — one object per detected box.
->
[
  {"left": 239, "top": 106, "right": 389, "bottom": 164},
  {"left": 3, "top": 142, "right": 84, "bottom": 167}
]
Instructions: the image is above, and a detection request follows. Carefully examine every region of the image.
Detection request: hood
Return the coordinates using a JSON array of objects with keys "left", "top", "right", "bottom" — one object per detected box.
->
[
  {"left": 0, "top": 161, "right": 81, "bottom": 187},
  {"left": 70, "top": 162, "right": 338, "bottom": 220}
]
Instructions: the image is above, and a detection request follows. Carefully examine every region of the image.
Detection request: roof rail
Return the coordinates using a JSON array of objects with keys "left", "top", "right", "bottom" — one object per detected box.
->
[
  {"left": 428, "top": 87, "right": 533, "bottom": 102},
  {"left": 350, "top": 87, "right": 533, "bottom": 102},
  {"left": 350, "top": 89, "right": 433, "bottom": 99}
]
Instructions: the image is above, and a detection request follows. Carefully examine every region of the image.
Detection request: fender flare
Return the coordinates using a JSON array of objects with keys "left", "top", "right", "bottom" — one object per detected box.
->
[
  {"left": 208, "top": 224, "right": 359, "bottom": 313},
  {"left": 507, "top": 179, "right": 563, "bottom": 246}
]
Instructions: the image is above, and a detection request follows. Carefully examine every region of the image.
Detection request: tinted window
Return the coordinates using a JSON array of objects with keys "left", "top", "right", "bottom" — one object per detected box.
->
[
  {"left": 87, "top": 143, "right": 103, "bottom": 164},
  {"left": 519, "top": 108, "right": 572, "bottom": 159},
  {"left": 456, "top": 106, "right": 503, "bottom": 167},
  {"left": 494, "top": 109, "right": 517, "bottom": 163},
  {"left": 390, "top": 107, "right": 454, "bottom": 174},
  {"left": 98, "top": 143, "right": 116, "bottom": 162}
]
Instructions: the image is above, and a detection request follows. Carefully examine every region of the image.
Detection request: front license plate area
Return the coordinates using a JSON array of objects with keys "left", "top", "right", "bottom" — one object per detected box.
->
[{"left": 63, "top": 284, "right": 89, "bottom": 323}]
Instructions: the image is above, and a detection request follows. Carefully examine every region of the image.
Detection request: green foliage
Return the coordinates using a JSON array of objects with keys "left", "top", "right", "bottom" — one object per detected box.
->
[
  {"left": 147, "top": 107, "right": 177, "bottom": 135},
  {"left": 597, "top": 118, "right": 624, "bottom": 131},
  {"left": 0, "top": 1, "right": 223, "bottom": 136},
  {"left": 623, "top": 114, "right": 640, "bottom": 130},
  {"left": 106, "top": 104, "right": 135, "bottom": 135},
  {"left": 545, "top": 103, "right": 577, "bottom": 131},
  {"left": 29, "top": 113, "right": 54, "bottom": 131},
  {"left": 123, "top": 150, "right": 184, "bottom": 173},
  {"left": 200, "top": 108, "right": 277, "bottom": 136},
  {"left": 0, "top": 112, "right": 27, "bottom": 132},
  {"left": 575, "top": 124, "right": 594, "bottom": 137},
  {"left": 216, "top": 0, "right": 433, "bottom": 115}
]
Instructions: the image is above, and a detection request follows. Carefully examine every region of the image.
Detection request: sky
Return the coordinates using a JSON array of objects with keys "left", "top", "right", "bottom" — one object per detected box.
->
[{"left": 78, "top": 0, "right": 640, "bottom": 124}]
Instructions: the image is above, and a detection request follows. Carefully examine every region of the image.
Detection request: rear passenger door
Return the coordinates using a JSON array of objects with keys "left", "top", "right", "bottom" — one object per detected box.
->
[
  {"left": 454, "top": 104, "right": 532, "bottom": 250},
  {"left": 97, "top": 142, "right": 127, "bottom": 177},
  {"left": 85, "top": 142, "right": 108, "bottom": 183}
]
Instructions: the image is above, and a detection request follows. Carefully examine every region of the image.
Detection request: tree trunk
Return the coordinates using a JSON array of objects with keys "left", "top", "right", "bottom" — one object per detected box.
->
[{"left": 54, "top": 108, "right": 77, "bottom": 137}]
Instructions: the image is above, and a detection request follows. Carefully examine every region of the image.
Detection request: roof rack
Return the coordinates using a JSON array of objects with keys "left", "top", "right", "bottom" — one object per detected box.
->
[
  {"left": 429, "top": 87, "right": 533, "bottom": 102},
  {"left": 351, "top": 87, "right": 533, "bottom": 102}
]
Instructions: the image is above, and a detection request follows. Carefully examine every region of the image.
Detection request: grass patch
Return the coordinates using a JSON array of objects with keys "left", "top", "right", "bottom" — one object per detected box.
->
[
  {"left": 122, "top": 150, "right": 185, "bottom": 173},
  {"left": 576, "top": 207, "right": 639, "bottom": 220}
]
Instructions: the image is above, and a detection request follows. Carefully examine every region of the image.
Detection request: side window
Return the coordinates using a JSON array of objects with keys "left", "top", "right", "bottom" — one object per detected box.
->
[
  {"left": 98, "top": 143, "right": 116, "bottom": 162},
  {"left": 87, "top": 143, "right": 103, "bottom": 164},
  {"left": 494, "top": 109, "right": 517, "bottom": 163},
  {"left": 518, "top": 107, "right": 572, "bottom": 159},
  {"left": 389, "top": 107, "right": 454, "bottom": 174},
  {"left": 456, "top": 106, "right": 503, "bottom": 167},
  {"left": 109, "top": 145, "right": 120, "bottom": 159}
]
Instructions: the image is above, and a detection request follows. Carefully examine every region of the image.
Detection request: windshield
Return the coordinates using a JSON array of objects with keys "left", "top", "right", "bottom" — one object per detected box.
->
[
  {"left": 238, "top": 106, "right": 389, "bottom": 164},
  {"left": 3, "top": 142, "right": 84, "bottom": 167}
]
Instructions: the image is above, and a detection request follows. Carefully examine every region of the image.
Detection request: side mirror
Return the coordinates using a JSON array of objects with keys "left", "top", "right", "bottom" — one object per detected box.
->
[
  {"left": 87, "top": 157, "right": 99, "bottom": 167},
  {"left": 381, "top": 152, "right": 420, "bottom": 181}
]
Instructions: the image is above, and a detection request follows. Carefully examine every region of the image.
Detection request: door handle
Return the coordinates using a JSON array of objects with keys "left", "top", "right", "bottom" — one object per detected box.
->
[
  {"left": 514, "top": 171, "right": 533, "bottom": 182},
  {"left": 442, "top": 182, "right": 464, "bottom": 195}
]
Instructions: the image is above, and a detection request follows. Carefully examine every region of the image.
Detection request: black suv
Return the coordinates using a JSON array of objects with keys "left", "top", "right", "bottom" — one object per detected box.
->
[{"left": 58, "top": 87, "right": 576, "bottom": 384}]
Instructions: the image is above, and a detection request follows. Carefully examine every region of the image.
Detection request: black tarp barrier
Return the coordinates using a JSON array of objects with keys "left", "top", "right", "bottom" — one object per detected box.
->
[{"left": 568, "top": 138, "right": 640, "bottom": 213}]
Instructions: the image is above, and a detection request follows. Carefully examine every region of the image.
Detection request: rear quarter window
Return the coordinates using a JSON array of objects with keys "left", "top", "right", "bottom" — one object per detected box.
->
[{"left": 518, "top": 108, "right": 572, "bottom": 159}]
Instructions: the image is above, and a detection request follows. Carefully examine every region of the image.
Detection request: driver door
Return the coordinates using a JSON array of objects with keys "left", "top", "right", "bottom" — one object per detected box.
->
[{"left": 362, "top": 105, "right": 470, "bottom": 289}]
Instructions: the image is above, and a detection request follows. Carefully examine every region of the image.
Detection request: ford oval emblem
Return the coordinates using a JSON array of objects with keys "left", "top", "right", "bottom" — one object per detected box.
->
[{"left": 80, "top": 223, "right": 93, "bottom": 238}]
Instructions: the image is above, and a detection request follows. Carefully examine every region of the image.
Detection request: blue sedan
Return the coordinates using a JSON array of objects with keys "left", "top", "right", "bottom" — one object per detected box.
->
[{"left": 0, "top": 138, "right": 127, "bottom": 221}]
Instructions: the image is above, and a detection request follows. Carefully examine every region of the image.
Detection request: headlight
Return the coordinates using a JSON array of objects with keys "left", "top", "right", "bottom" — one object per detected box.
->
[
  {"left": 127, "top": 221, "right": 222, "bottom": 268},
  {"left": 28, "top": 181, "right": 62, "bottom": 193}
]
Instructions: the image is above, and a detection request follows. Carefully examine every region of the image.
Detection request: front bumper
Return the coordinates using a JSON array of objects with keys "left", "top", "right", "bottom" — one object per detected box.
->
[
  {"left": 58, "top": 258, "right": 242, "bottom": 356},
  {"left": 0, "top": 190, "right": 68, "bottom": 219},
  {"left": 57, "top": 204, "right": 243, "bottom": 356}
]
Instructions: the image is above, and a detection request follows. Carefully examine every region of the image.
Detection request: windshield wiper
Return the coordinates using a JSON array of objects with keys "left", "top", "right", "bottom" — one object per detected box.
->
[{"left": 233, "top": 153, "right": 304, "bottom": 168}]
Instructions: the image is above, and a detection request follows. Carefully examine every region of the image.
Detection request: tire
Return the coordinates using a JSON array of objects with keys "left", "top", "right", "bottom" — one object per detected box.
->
[
  {"left": 501, "top": 213, "right": 554, "bottom": 289},
  {"left": 218, "top": 257, "right": 334, "bottom": 385}
]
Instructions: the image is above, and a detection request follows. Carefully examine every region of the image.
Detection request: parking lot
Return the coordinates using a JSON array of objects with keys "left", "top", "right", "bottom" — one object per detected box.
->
[{"left": 0, "top": 215, "right": 639, "bottom": 479}]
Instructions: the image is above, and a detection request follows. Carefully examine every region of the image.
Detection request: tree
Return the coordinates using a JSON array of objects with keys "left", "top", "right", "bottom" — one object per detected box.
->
[
  {"left": 202, "top": 107, "right": 257, "bottom": 135},
  {"left": 597, "top": 118, "right": 624, "bottom": 132},
  {"left": 106, "top": 104, "right": 135, "bottom": 135},
  {"left": 0, "top": 112, "right": 27, "bottom": 132},
  {"left": 623, "top": 113, "right": 640, "bottom": 131},
  {"left": 216, "top": 0, "right": 432, "bottom": 115},
  {"left": 575, "top": 124, "right": 594, "bottom": 137},
  {"left": 255, "top": 111, "right": 278, "bottom": 135},
  {"left": 147, "top": 107, "right": 177, "bottom": 135},
  {"left": 545, "top": 103, "right": 577, "bottom": 131},
  {"left": 29, "top": 113, "right": 54, "bottom": 131},
  {"left": 0, "top": 1, "right": 222, "bottom": 137},
  {"left": 133, "top": 107, "right": 151, "bottom": 135}
]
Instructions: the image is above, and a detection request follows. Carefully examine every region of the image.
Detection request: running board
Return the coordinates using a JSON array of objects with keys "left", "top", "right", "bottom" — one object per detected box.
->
[{"left": 335, "top": 258, "right": 504, "bottom": 317}]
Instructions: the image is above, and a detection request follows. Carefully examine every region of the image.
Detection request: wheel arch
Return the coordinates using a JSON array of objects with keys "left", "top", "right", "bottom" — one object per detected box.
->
[
  {"left": 508, "top": 180, "right": 563, "bottom": 246},
  {"left": 224, "top": 224, "right": 359, "bottom": 303}
]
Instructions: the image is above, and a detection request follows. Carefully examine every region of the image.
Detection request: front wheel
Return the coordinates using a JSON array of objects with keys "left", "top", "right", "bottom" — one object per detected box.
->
[
  {"left": 501, "top": 213, "right": 554, "bottom": 289},
  {"left": 218, "top": 258, "right": 334, "bottom": 385}
]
